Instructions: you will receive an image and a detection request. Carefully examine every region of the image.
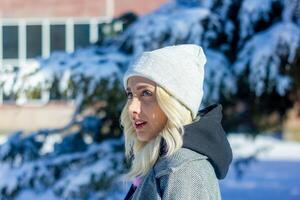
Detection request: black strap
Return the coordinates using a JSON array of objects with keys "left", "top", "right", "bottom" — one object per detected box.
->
[
  {"left": 124, "top": 184, "right": 137, "bottom": 200},
  {"left": 155, "top": 176, "right": 163, "bottom": 198}
]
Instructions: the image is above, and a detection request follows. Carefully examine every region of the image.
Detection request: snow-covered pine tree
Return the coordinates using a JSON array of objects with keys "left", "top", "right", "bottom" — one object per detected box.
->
[{"left": 0, "top": 0, "right": 300, "bottom": 199}]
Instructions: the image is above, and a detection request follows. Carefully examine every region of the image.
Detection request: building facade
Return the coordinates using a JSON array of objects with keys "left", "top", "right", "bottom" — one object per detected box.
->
[{"left": 0, "top": 0, "right": 167, "bottom": 69}]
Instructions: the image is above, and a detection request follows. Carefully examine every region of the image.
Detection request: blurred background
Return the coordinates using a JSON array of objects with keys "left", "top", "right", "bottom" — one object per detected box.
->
[{"left": 0, "top": 0, "right": 299, "bottom": 199}]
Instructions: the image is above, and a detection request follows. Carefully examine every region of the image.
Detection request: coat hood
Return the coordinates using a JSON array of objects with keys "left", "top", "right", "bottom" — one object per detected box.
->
[{"left": 182, "top": 104, "right": 232, "bottom": 179}]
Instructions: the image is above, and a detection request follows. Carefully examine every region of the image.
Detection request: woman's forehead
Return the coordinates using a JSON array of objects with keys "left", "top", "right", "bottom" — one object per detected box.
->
[{"left": 127, "top": 76, "right": 156, "bottom": 90}]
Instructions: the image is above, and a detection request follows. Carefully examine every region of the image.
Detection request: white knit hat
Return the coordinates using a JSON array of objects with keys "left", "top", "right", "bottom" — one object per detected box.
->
[{"left": 123, "top": 44, "right": 206, "bottom": 120}]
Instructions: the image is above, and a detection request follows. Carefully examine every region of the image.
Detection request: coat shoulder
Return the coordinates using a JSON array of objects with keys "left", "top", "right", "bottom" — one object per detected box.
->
[
  {"left": 153, "top": 147, "right": 209, "bottom": 178},
  {"left": 153, "top": 148, "right": 221, "bottom": 199}
]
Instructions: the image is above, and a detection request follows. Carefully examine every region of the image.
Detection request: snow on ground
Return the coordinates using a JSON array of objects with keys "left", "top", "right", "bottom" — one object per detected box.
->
[
  {"left": 221, "top": 160, "right": 300, "bottom": 200},
  {"left": 228, "top": 134, "right": 300, "bottom": 161},
  {"left": 221, "top": 134, "right": 300, "bottom": 200}
]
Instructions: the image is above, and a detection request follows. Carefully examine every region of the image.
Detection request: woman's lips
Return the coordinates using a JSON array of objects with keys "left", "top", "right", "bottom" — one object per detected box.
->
[{"left": 134, "top": 121, "right": 147, "bottom": 129}]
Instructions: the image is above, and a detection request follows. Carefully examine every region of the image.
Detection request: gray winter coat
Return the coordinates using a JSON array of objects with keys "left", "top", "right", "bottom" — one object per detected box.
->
[
  {"left": 125, "top": 104, "right": 232, "bottom": 200},
  {"left": 130, "top": 148, "right": 221, "bottom": 200}
]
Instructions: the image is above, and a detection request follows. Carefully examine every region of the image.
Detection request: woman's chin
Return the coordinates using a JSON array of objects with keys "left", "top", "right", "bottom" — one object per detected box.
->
[
  {"left": 136, "top": 132, "right": 152, "bottom": 142},
  {"left": 136, "top": 135, "right": 149, "bottom": 142}
]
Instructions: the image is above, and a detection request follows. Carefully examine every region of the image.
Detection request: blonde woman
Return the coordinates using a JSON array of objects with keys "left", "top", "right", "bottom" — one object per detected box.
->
[{"left": 121, "top": 44, "right": 232, "bottom": 200}]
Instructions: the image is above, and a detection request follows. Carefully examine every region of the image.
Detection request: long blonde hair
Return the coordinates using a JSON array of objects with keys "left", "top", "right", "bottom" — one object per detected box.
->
[{"left": 120, "top": 85, "right": 193, "bottom": 179}]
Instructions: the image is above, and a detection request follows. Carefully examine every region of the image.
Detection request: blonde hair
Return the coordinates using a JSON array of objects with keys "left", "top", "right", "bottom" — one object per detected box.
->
[{"left": 120, "top": 85, "right": 193, "bottom": 179}]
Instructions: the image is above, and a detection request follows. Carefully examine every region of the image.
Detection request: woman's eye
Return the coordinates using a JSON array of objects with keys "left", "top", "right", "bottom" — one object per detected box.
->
[
  {"left": 142, "top": 90, "right": 152, "bottom": 96},
  {"left": 126, "top": 92, "right": 133, "bottom": 99},
  {"left": 126, "top": 90, "right": 152, "bottom": 99}
]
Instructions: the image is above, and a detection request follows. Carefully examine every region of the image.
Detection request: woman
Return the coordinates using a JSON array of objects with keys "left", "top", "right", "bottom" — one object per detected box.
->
[{"left": 121, "top": 44, "right": 232, "bottom": 200}]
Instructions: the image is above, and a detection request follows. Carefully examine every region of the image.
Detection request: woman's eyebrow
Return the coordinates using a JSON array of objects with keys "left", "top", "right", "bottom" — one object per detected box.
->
[{"left": 126, "top": 85, "right": 152, "bottom": 91}]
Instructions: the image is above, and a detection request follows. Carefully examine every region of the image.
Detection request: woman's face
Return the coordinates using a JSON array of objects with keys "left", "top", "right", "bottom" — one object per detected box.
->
[{"left": 126, "top": 76, "right": 168, "bottom": 142}]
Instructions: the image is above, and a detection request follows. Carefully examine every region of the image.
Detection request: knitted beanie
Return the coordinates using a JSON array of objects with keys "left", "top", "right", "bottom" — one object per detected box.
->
[{"left": 123, "top": 44, "right": 206, "bottom": 120}]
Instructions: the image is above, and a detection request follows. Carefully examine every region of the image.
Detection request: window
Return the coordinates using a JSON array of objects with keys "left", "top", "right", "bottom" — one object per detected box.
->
[
  {"left": 50, "top": 24, "right": 66, "bottom": 51},
  {"left": 98, "top": 23, "right": 107, "bottom": 44},
  {"left": 3, "top": 26, "right": 19, "bottom": 59},
  {"left": 74, "top": 24, "right": 90, "bottom": 48},
  {"left": 26, "top": 25, "right": 42, "bottom": 58}
]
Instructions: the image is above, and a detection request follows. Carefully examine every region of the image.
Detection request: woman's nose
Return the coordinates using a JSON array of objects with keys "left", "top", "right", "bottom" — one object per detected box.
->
[{"left": 129, "top": 98, "right": 141, "bottom": 114}]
